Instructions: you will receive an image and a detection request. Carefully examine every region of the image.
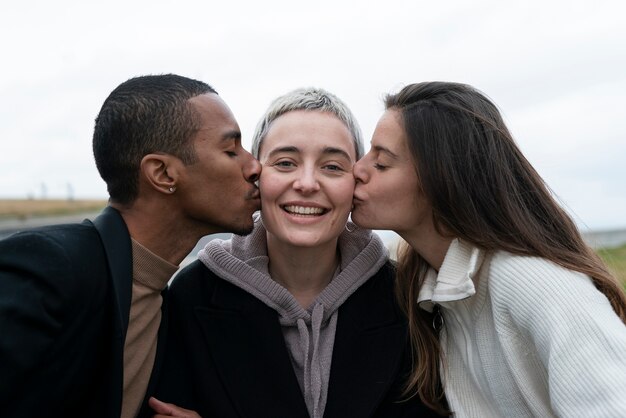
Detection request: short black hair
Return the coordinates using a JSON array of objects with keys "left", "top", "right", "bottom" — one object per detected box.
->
[{"left": 93, "top": 74, "right": 216, "bottom": 204}]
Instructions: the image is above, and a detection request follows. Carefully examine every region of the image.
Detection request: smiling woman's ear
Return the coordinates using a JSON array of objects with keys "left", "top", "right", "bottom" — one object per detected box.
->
[{"left": 140, "top": 153, "right": 180, "bottom": 195}]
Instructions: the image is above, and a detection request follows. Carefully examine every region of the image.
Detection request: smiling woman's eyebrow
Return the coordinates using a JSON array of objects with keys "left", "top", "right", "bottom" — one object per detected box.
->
[
  {"left": 322, "top": 146, "right": 352, "bottom": 160},
  {"left": 266, "top": 145, "right": 352, "bottom": 161},
  {"left": 266, "top": 146, "right": 299, "bottom": 158}
]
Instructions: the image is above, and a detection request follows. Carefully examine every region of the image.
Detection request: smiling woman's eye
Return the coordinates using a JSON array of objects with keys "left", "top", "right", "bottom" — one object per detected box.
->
[
  {"left": 323, "top": 163, "right": 344, "bottom": 172},
  {"left": 273, "top": 160, "right": 296, "bottom": 168}
]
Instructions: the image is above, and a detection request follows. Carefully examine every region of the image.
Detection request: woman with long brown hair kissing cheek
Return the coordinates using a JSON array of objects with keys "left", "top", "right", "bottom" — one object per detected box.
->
[{"left": 352, "top": 81, "right": 626, "bottom": 417}]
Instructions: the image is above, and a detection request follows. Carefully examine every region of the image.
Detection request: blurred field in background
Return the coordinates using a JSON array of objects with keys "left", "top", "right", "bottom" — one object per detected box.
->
[
  {"left": 0, "top": 199, "right": 108, "bottom": 219},
  {"left": 597, "top": 245, "right": 626, "bottom": 290},
  {"left": 1, "top": 198, "right": 625, "bottom": 289}
]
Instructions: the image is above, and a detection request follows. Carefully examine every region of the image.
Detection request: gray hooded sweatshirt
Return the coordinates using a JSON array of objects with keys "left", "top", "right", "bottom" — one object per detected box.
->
[{"left": 197, "top": 215, "right": 387, "bottom": 418}]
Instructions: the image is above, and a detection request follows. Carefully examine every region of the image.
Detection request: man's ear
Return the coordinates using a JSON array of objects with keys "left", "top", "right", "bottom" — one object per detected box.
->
[{"left": 140, "top": 153, "right": 180, "bottom": 194}]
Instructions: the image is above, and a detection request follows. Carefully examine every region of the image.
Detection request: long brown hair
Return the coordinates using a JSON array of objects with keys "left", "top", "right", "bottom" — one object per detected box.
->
[{"left": 386, "top": 82, "right": 626, "bottom": 414}]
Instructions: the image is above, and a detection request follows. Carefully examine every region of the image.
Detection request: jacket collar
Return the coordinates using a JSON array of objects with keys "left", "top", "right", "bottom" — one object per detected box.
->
[
  {"left": 418, "top": 239, "right": 485, "bottom": 312},
  {"left": 91, "top": 206, "right": 171, "bottom": 418},
  {"left": 195, "top": 262, "right": 405, "bottom": 418},
  {"left": 194, "top": 280, "right": 310, "bottom": 418},
  {"left": 91, "top": 206, "right": 133, "bottom": 335},
  {"left": 88, "top": 205, "right": 133, "bottom": 417}
]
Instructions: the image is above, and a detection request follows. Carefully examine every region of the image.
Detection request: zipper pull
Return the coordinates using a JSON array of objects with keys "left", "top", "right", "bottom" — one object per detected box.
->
[{"left": 432, "top": 305, "right": 444, "bottom": 332}]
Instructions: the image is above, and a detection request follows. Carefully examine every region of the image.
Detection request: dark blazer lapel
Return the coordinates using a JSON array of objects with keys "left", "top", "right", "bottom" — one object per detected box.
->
[
  {"left": 90, "top": 206, "right": 133, "bottom": 413},
  {"left": 91, "top": 206, "right": 133, "bottom": 334},
  {"left": 193, "top": 279, "right": 310, "bottom": 418},
  {"left": 324, "top": 273, "right": 407, "bottom": 418}
]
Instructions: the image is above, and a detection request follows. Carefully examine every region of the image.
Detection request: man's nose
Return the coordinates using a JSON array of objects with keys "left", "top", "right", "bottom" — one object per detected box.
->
[{"left": 244, "top": 153, "right": 261, "bottom": 183}]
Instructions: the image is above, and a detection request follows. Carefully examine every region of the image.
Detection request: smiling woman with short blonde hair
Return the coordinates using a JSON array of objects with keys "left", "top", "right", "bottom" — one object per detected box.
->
[{"left": 152, "top": 87, "right": 441, "bottom": 418}]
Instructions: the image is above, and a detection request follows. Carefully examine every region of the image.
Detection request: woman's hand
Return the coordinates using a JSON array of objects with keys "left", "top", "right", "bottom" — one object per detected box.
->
[{"left": 149, "top": 397, "right": 201, "bottom": 418}]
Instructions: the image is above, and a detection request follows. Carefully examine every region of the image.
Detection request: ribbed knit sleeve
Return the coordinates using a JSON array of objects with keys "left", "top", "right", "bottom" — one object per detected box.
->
[{"left": 488, "top": 253, "right": 626, "bottom": 417}]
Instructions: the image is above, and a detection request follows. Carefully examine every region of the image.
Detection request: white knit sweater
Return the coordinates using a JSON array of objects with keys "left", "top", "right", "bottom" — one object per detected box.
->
[{"left": 418, "top": 239, "right": 626, "bottom": 417}]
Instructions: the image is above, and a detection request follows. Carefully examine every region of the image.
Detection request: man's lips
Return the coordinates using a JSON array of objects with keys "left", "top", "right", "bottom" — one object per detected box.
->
[{"left": 247, "top": 187, "right": 260, "bottom": 200}]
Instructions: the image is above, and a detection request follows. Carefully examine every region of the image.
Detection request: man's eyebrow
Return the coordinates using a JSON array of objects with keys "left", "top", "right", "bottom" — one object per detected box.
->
[
  {"left": 195, "top": 127, "right": 241, "bottom": 142},
  {"left": 222, "top": 130, "right": 241, "bottom": 141},
  {"left": 373, "top": 144, "right": 399, "bottom": 159}
]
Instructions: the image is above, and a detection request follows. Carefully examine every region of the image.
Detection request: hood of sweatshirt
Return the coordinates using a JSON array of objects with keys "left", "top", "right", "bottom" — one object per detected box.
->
[
  {"left": 197, "top": 213, "right": 388, "bottom": 325},
  {"left": 197, "top": 213, "right": 388, "bottom": 418}
]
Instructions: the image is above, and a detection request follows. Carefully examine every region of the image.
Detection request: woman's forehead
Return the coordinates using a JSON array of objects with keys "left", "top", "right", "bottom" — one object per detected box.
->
[{"left": 260, "top": 111, "right": 356, "bottom": 159}]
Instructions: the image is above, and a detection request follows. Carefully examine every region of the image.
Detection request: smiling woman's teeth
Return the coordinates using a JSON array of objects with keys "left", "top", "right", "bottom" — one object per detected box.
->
[{"left": 283, "top": 205, "right": 325, "bottom": 216}]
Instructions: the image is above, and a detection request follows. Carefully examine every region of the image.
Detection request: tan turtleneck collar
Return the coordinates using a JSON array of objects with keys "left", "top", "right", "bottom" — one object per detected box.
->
[{"left": 121, "top": 239, "right": 178, "bottom": 418}]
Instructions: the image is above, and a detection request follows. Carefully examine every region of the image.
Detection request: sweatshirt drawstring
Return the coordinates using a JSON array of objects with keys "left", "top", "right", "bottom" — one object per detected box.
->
[
  {"left": 296, "top": 317, "right": 311, "bottom": 412},
  {"left": 310, "top": 303, "right": 324, "bottom": 418},
  {"left": 296, "top": 303, "right": 328, "bottom": 418}
]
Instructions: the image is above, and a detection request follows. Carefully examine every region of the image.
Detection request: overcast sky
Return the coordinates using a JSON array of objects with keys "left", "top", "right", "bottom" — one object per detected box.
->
[{"left": 1, "top": 0, "right": 624, "bottom": 231}]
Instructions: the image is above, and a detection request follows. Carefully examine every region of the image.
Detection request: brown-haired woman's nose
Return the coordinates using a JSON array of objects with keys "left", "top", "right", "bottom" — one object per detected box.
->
[{"left": 353, "top": 158, "right": 368, "bottom": 183}]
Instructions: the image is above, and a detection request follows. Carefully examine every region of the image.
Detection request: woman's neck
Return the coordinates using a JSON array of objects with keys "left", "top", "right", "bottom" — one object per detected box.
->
[
  {"left": 398, "top": 222, "right": 453, "bottom": 272},
  {"left": 266, "top": 234, "right": 340, "bottom": 309}
]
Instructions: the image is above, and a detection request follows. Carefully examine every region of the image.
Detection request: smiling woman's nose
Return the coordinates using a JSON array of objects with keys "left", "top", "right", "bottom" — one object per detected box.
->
[{"left": 293, "top": 169, "right": 320, "bottom": 193}]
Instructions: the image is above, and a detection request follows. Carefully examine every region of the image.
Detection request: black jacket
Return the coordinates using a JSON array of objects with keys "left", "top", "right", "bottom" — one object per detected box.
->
[
  {"left": 0, "top": 206, "right": 167, "bottom": 418},
  {"left": 152, "top": 259, "right": 439, "bottom": 418}
]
